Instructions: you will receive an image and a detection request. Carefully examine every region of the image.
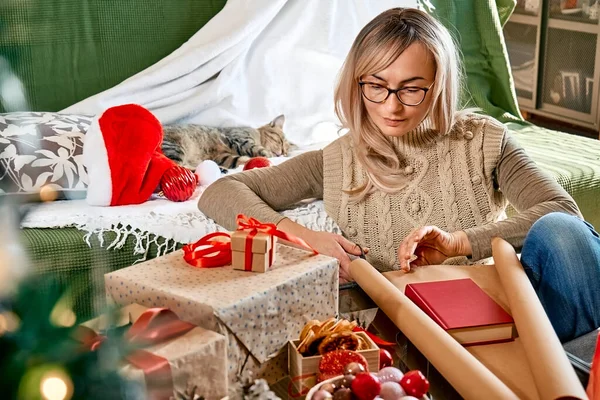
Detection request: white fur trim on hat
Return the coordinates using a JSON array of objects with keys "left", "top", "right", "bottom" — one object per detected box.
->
[{"left": 83, "top": 116, "right": 112, "bottom": 206}]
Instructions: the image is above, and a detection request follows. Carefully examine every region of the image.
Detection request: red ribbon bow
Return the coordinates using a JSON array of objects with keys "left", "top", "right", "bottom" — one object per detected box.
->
[
  {"left": 76, "top": 308, "right": 195, "bottom": 400},
  {"left": 182, "top": 232, "right": 232, "bottom": 268},
  {"left": 182, "top": 214, "right": 317, "bottom": 270},
  {"left": 235, "top": 214, "right": 317, "bottom": 271},
  {"left": 352, "top": 326, "right": 396, "bottom": 347}
]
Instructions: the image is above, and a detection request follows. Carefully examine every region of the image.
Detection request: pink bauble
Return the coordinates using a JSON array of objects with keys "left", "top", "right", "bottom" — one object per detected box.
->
[
  {"left": 312, "top": 389, "right": 333, "bottom": 400},
  {"left": 379, "top": 381, "right": 407, "bottom": 400},
  {"left": 377, "top": 367, "right": 404, "bottom": 384}
]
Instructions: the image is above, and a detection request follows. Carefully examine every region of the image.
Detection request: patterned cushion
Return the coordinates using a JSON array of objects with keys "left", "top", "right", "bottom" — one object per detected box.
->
[{"left": 0, "top": 112, "right": 92, "bottom": 196}]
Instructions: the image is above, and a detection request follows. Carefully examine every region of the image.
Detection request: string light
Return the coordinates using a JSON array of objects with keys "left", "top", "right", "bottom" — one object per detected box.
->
[
  {"left": 52, "top": 309, "right": 76, "bottom": 328},
  {"left": 40, "top": 370, "right": 73, "bottom": 400},
  {"left": 0, "top": 314, "right": 6, "bottom": 336},
  {"left": 41, "top": 377, "right": 67, "bottom": 400},
  {"left": 49, "top": 295, "right": 76, "bottom": 328},
  {"left": 39, "top": 185, "right": 58, "bottom": 202},
  {"left": 0, "top": 311, "right": 20, "bottom": 335}
]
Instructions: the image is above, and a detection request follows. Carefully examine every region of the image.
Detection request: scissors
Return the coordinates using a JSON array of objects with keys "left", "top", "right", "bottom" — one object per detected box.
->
[
  {"left": 339, "top": 244, "right": 366, "bottom": 290},
  {"left": 358, "top": 245, "right": 367, "bottom": 260}
]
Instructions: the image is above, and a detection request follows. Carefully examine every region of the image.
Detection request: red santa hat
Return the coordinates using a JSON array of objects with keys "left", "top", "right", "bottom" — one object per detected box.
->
[{"left": 83, "top": 104, "right": 176, "bottom": 206}]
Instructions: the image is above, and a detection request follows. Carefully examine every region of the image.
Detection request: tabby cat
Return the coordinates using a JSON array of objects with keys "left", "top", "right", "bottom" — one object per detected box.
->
[{"left": 161, "top": 115, "right": 291, "bottom": 171}]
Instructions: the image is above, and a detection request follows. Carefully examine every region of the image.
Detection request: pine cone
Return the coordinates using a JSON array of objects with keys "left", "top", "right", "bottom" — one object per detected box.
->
[
  {"left": 244, "top": 379, "right": 281, "bottom": 400},
  {"left": 233, "top": 371, "right": 281, "bottom": 400}
]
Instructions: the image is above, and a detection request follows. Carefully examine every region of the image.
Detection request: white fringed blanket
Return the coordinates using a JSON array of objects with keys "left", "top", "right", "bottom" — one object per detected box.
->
[
  {"left": 21, "top": 148, "right": 341, "bottom": 258},
  {"left": 21, "top": 192, "right": 341, "bottom": 259}
]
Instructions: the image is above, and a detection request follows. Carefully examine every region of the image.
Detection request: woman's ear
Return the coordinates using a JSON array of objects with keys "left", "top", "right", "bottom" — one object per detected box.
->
[{"left": 270, "top": 114, "right": 285, "bottom": 129}]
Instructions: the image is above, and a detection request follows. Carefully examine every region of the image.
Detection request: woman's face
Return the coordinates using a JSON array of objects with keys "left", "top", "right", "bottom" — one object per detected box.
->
[{"left": 361, "top": 42, "right": 436, "bottom": 137}]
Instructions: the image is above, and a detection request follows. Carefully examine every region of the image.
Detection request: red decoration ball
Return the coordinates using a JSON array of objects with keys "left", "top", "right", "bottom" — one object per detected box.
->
[
  {"left": 160, "top": 165, "right": 197, "bottom": 202},
  {"left": 318, "top": 350, "right": 368, "bottom": 382},
  {"left": 350, "top": 372, "right": 381, "bottom": 400},
  {"left": 243, "top": 156, "right": 272, "bottom": 171},
  {"left": 399, "top": 370, "right": 430, "bottom": 398},
  {"left": 379, "top": 348, "right": 393, "bottom": 369}
]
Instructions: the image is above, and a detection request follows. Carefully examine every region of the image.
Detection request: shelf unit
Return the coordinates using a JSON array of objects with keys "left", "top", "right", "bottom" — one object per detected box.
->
[{"left": 504, "top": 0, "right": 600, "bottom": 137}]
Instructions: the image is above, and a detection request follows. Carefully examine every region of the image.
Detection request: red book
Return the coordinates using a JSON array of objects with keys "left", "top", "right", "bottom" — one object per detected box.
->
[{"left": 405, "top": 278, "right": 516, "bottom": 346}]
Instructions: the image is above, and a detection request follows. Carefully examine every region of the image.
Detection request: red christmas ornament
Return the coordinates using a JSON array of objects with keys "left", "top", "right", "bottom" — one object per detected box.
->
[
  {"left": 350, "top": 372, "right": 381, "bottom": 400},
  {"left": 399, "top": 370, "right": 430, "bottom": 398},
  {"left": 160, "top": 165, "right": 197, "bottom": 202},
  {"left": 318, "top": 350, "right": 368, "bottom": 382},
  {"left": 379, "top": 348, "right": 393, "bottom": 369},
  {"left": 243, "top": 156, "right": 272, "bottom": 171}
]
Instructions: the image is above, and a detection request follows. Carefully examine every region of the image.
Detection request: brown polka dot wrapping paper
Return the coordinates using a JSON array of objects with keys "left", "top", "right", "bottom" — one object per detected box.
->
[
  {"left": 81, "top": 303, "right": 228, "bottom": 400},
  {"left": 105, "top": 244, "right": 340, "bottom": 385}
]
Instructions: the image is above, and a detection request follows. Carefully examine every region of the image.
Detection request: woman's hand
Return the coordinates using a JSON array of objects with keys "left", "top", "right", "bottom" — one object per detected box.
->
[
  {"left": 277, "top": 218, "right": 363, "bottom": 283},
  {"left": 397, "top": 226, "right": 472, "bottom": 272},
  {"left": 302, "top": 231, "right": 364, "bottom": 283}
]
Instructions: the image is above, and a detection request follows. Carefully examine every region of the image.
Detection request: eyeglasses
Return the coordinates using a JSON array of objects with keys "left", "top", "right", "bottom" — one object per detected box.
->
[{"left": 359, "top": 81, "right": 434, "bottom": 106}]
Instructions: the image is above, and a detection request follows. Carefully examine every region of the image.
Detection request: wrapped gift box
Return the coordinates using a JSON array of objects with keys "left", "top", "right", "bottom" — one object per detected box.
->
[
  {"left": 105, "top": 244, "right": 339, "bottom": 385},
  {"left": 231, "top": 230, "right": 277, "bottom": 272},
  {"left": 81, "top": 303, "right": 228, "bottom": 400}
]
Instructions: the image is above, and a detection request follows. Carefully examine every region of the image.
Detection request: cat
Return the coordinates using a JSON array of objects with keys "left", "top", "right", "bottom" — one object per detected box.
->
[{"left": 161, "top": 115, "right": 292, "bottom": 171}]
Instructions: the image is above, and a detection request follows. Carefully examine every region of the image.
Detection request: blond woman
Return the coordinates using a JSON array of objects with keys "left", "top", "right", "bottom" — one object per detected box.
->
[{"left": 199, "top": 8, "right": 597, "bottom": 342}]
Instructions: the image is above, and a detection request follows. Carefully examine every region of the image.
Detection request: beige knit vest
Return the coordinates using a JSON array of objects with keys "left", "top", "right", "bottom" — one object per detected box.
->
[{"left": 322, "top": 114, "right": 507, "bottom": 272}]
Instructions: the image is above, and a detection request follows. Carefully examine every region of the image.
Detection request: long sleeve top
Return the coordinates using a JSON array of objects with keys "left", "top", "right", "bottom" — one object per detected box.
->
[{"left": 199, "top": 114, "right": 580, "bottom": 271}]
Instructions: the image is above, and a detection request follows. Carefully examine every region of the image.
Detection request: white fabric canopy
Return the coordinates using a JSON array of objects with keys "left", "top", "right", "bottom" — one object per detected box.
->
[{"left": 62, "top": 0, "right": 417, "bottom": 146}]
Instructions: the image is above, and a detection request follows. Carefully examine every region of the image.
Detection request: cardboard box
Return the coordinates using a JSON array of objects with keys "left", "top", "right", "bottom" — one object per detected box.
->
[
  {"left": 231, "top": 230, "right": 277, "bottom": 272},
  {"left": 82, "top": 303, "right": 228, "bottom": 400},
  {"left": 105, "top": 244, "right": 339, "bottom": 385},
  {"left": 288, "top": 331, "right": 380, "bottom": 393}
]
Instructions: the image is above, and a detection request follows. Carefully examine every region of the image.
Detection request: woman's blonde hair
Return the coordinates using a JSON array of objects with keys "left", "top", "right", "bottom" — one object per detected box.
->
[{"left": 334, "top": 8, "right": 467, "bottom": 202}]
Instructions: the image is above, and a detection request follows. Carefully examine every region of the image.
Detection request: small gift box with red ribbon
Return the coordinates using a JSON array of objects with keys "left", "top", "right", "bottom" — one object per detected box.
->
[
  {"left": 79, "top": 303, "right": 228, "bottom": 400},
  {"left": 231, "top": 228, "right": 277, "bottom": 273},
  {"left": 229, "top": 215, "right": 315, "bottom": 273},
  {"left": 182, "top": 214, "right": 316, "bottom": 273}
]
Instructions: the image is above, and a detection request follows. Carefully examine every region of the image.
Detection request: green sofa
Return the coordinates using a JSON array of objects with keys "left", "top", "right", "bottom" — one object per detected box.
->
[
  {"left": 1, "top": 0, "right": 227, "bottom": 317},
  {"left": 2, "top": 0, "right": 600, "bottom": 319}
]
